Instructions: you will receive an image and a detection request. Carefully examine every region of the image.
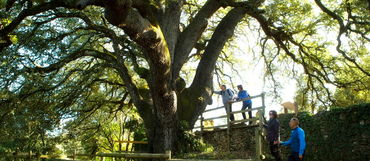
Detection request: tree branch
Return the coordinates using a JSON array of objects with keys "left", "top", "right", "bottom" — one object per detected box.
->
[
  {"left": 178, "top": 7, "right": 247, "bottom": 127},
  {"left": 314, "top": 0, "right": 370, "bottom": 77},
  {"left": 172, "top": 0, "right": 221, "bottom": 79},
  {"left": 0, "top": 0, "right": 68, "bottom": 38},
  {"left": 110, "top": 40, "right": 155, "bottom": 130},
  {"left": 24, "top": 49, "right": 116, "bottom": 74},
  {"left": 191, "top": 7, "right": 247, "bottom": 89},
  {"left": 159, "top": 0, "right": 184, "bottom": 64}
]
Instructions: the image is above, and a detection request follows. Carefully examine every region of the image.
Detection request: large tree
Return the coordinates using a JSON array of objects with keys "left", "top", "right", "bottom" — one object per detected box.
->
[{"left": 1, "top": 0, "right": 369, "bottom": 154}]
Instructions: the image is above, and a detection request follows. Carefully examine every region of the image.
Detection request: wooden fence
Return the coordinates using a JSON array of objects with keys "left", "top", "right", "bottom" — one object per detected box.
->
[{"left": 193, "top": 92, "right": 266, "bottom": 161}]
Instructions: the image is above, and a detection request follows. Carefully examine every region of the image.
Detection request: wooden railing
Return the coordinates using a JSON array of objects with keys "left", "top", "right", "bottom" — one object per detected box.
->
[
  {"left": 194, "top": 93, "right": 266, "bottom": 131},
  {"left": 194, "top": 92, "right": 266, "bottom": 161}
]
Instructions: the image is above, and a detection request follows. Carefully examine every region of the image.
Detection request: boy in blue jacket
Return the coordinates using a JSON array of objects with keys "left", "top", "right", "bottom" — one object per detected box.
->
[
  {"left": 280, "top": 117, "right": 306, "bottom": 161},
  {"left": 236, "top": 85, "right": 252, "bottom": 122}
]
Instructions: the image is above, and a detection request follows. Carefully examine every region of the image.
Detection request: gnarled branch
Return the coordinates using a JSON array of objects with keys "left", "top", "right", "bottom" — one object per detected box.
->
[{"left": 172, "top": 0, "right": 221, "bottom": 80}]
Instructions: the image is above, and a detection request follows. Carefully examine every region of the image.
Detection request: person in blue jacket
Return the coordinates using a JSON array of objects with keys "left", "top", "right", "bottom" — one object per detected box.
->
[
  {"left": 236, "top": 85, "right": 252, "bottom": 123},
  {"left": 280, "top": 117, "right": 306, "bottom": 161}
]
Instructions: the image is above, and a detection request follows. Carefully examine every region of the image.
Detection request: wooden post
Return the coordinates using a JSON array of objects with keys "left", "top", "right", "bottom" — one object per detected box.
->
[
  {"left": 165, "top": 150, "right": 171, "bottom": 160},
  {"left": 119, "top": 140, "right": 122, "bottom": 152},
  {"left": 226, "top": 104, "right": 231, "bottom": 152},
  {"left": 255, "top": 127, "right": 261, "bottom": 161},
  {"left": 14, "top": 152, "right": 19, "bottom": 161},
  {"left": 261, "top": 92, "right": 266, "bottom": 115},
  {"left": 255, "top": 110, "right": 261, "bottom": 161},
  {"left": 200, "top": 113, "right": 204, "bottom": 133},
  {"left": 260, "top": 92, "right": 266, "bottom": 160},
  {"left": 73, "top": 149, "right": 76, "bottom": 160},
  {"left": 28, "top": 151, "right": 32, "bottom": 159},
  {"left": 255, "top": 109, "right": 265, "bottom": 161},
  {"left": 226, "top": 104, "right": 230, "bottom": 129}
]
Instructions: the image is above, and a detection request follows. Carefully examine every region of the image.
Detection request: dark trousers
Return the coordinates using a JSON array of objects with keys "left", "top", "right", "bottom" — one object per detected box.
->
[
  {"left": 241, "top": 102, "right": 252, "bottom": 123},
  {"left": 269, "top": 142, "right": 282, "bottom": 161},
  {"left": 288, "top": 152, "right": 303, "bottom": 161},
  {"left": 225, "top": 103, "right": 234, "bottom": 121}
]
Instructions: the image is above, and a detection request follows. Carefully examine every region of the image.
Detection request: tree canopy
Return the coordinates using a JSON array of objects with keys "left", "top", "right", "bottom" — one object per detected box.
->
[{"left": 0, "top": 0, "right": 369, "bottom": 154}]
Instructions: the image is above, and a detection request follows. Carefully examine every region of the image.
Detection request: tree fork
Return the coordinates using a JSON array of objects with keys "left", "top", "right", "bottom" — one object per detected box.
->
[{"left": 180, "top": 7, "right": 248, "bottom": 128}]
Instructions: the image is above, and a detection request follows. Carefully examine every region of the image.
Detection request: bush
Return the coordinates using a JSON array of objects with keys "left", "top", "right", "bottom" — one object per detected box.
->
[{"left": 174, "top": 121, "right": 214, "bottom": 156}]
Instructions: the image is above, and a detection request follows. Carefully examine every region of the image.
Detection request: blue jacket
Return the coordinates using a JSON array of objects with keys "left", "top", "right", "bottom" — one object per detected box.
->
[
  {"left": 237, "top": 90, "right": 252, "bottom": 105},
  {"left": 281, "top": 126, "right": 306, "bottom": 155}
]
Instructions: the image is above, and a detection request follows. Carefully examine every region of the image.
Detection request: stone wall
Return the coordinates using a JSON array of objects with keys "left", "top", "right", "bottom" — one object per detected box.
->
[{"left": 201, "top": 126, "right": 268, "bottom": 159}]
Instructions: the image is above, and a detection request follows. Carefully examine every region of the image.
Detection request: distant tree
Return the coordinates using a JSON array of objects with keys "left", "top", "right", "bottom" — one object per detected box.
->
[{"left": 0, "top": 89, "right": 61, "bottom": 153}]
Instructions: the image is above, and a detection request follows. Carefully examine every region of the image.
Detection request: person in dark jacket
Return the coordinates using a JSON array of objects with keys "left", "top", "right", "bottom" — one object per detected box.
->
[
  {"left": 265, "top": 110, "right": 282, "bottom": 161},
  {"left": 280, "top": 117, "right": 306, "bottom": 161}
]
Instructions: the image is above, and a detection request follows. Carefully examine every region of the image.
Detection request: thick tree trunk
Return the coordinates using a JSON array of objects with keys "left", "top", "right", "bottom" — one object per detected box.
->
[
  {"left": 94, "top": 1, "right": 178, "bottom": 153},
  {"left": 74, "top": 0, "right": 247, "bottom": 154},
  {"left": 149, "top": 90, "right": 177, "bottom": 153},
  {"left": 105, "top": 1, "right": 178, "bottom": 153}
]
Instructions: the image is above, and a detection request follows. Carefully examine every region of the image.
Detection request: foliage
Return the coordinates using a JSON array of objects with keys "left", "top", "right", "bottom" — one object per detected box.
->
[
  {"left": 259, "top": 0, "right": 370, "bottom": 107},
  {"left": 61, "top": 106, "right": 144, "bottom": 155},
  {"left": 333, "top": 86, "right": 370, "bottom": 108},
  {"left": 0, "top": 81, "right": 62, "bottom": 153},
  {"left": 174, "top": 121, "right": 214, "bottom": 155}
]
